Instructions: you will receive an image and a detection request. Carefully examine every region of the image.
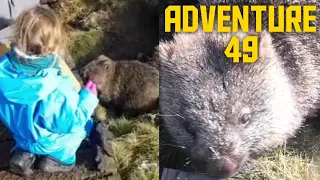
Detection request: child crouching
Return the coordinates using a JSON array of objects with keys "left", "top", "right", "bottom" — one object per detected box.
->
[{"left": 0, "top": 6, "right": 99, "bottom": 175}]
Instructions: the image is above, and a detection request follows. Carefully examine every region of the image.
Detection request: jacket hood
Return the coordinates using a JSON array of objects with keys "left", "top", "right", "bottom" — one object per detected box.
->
[{"left": 0, "top": 54, "right": 62, "bottom": 105}]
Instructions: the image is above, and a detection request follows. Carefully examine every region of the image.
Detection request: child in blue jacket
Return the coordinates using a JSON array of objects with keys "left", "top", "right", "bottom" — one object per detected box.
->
[{"left": 0, "top": 6, "right": 102, "bottom": 175}]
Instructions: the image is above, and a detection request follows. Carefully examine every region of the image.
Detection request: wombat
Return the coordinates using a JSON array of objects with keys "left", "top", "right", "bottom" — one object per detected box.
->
[
  {"left": 160, "top": 0, "right": 320, "bottom": 179},
  {"left": 80, "top": 55, "right": 159, "bottom": 118},
  {"left": 137, "top": 49, "right": 160, "bottom": 70}
]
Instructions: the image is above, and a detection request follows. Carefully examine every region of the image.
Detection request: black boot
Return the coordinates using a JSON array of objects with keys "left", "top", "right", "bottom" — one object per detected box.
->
[
  {"left": 37, "top": 156, "right": 74, "bottom": 173},
  {"left": 9, "top": 148, "right": 36, "bottom": 176}
]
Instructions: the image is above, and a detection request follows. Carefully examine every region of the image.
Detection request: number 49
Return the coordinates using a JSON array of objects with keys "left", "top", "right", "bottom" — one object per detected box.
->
[{"left": 224, "top": 36, "right": 258, "bottom": 63}]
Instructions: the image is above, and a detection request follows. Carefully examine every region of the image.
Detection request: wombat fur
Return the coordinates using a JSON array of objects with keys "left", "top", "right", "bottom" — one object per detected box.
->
[
  {"left": 80, "top": 55, "right": 159, "bottom": 118},
  {"left": 137, "top": 48, "right": 160, "bottom": 70},
  {"left": 160, "top": 0, "right": 320, "bottom": 179}
]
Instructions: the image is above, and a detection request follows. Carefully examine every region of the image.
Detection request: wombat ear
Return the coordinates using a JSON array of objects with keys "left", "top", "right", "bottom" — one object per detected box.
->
[
  {"left": 97, "top": 55, "right": 109, "bottom": 61},
  {"left": 159, "top": 32, "right": 202, "bottom": 63},
  {"left": 159, "top": 41, "right": 176, "bottom": 62},
  {"left": 258, "top": 31, "right": 275, "bottom": 60},
  {"left": 101, "top": 60, "right": 112, "bottom": 70}
]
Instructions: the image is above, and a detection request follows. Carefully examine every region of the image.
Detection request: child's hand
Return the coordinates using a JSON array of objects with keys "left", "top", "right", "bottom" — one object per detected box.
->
[{"left": 85, "top": 80, "right": 98, "bottom": 96}]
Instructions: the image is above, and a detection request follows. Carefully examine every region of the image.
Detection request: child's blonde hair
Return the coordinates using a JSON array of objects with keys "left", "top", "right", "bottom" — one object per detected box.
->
[{"left": 12, "top": 6, "right": 64, "bottom": 56}]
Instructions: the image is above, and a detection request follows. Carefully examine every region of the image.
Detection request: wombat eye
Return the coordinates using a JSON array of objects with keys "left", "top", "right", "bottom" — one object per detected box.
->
[
  {"left": 184, "top": 121, "right": 197, "bottom": 138},
  {"left": 240, "top": 113, "right": 251, "bottom": 125}
]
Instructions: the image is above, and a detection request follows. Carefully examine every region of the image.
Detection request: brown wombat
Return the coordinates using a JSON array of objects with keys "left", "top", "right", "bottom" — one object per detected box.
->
[
  {"left": 160, "top": 0, "right": 320, "bottom": 179},
  {"left": 137, "top": 49, "right": 159, "bottom": 70},
  {"left": 80, "top": 55, "right": 159, "bottom": 118}
]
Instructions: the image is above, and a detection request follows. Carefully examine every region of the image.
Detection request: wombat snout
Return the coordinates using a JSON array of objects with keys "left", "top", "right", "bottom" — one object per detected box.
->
[
  {"left": 79, "top": 68, "right": 86, "bottom": 77},
  {"left": 207, "top": 157, "right": 241, "bottom": 178},
  {"left": 79, "top": 68, "right": 90, "bottom": 82}
]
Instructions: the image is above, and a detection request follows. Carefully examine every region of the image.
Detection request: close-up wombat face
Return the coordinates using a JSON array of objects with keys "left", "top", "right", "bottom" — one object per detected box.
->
[
  {"left": 160, "top": 31, "right": 298, "bottom": 178},
  {"left": 80, "top": 55, "right": 113, "bottom": 90}
]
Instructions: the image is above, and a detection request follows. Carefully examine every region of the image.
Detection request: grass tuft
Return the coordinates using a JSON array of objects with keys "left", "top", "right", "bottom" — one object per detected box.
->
[
  {"left": 108, "top": 118, "right": 136, "bottom": 137},
  {"left": 235, "top": 122, "right": 320, "bottom": 180},
  {"left": 68, "top": 30, "right": 104, "bottom": 66},
  {"left": 109, "top": 118, "right": 159, "bottom": 180},
  {"left": 54, "top": 0, "right": 95, "bottom": 26}
]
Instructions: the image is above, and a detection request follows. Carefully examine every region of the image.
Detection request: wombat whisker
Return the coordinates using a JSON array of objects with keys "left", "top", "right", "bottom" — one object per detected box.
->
[
  {"left": 159, "top": 114, "right": 185, "bottom": 120},
  {"left": 163, "top": 109, "right": 186, "bottom": 119},
  {"left": 183, "top": 160, "right": 192, "bottom": 166},
  {"left": 192, "top": 165, "right": 199, "bottom": 174},
  {"left": 159, "top": 68, "right": 173, "bottom": 74},
  {"left": 161, "top": 143, "right": 186, "bottom": 149},
  {"left": 209, "top": 146, "right": 219, "bottom": 157},
  {"left": 159, "top": 86, "right": 166, "bottom": 91}
]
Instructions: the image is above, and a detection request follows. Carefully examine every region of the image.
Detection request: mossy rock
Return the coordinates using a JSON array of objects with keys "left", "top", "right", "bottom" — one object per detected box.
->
[
  {"left": 53, "top": 0, "right": 96, "bottom": 26},
  {"left": 68, "top": 30, "right": 105, "bottom": 67},
  {"left": 99, "top": 0, "right": 158, "bottom": 11},
  {"left": 80, "top": 10, "right": 111, "bottom": 30},
  {"left": 98, "top": 0, "right": 131, "bottom": 11}
]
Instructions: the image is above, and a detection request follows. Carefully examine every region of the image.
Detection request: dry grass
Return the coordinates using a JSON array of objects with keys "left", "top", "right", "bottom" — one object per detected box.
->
[
  {"left": 54, "top": 0, "right": 96, "bottom": 26},
  {"left": 257, "top": 150, "right": 317, "bottom": 179},
  {"left": 98, "top": 0, "right": 131, "bottom": 10},
  {"left": 109, "top": 117, "right": 159, "bottom": 180},
  {"left": 235, "top": 121, "right": 320, "bottom": 180},
  {"left": 94, "top": 105, "right": 109, "bottom": 122}
]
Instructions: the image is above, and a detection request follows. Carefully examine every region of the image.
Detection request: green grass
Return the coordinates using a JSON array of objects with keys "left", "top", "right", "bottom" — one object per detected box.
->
[
  {"left": 68, "top": 30, "right": 105, "bottom": 66},
  {"left": 109, "top": 118, "right": 159, "bottom": 180}
]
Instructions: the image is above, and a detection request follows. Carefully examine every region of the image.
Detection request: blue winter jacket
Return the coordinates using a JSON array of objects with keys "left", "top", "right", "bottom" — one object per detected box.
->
[{"left": 0, "top": 53, "right": 99, "bottom": 165}]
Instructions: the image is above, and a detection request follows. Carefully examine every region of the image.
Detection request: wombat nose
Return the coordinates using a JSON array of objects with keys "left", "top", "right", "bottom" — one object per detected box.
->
[
  {"left": 78, "top": 68, "right": 83, "bottom": 75},
  {"left": 207, "top": 158, "right": 238, "bottom": 178},
  {"left": 216, "top": 159, "right": 237, "bottom": 175},
  {"left": 79, "top": 69, "right": 89, "bottom": 83},
  {"left": 79, "top": 68, "right": 88, "bottom": 78}
]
